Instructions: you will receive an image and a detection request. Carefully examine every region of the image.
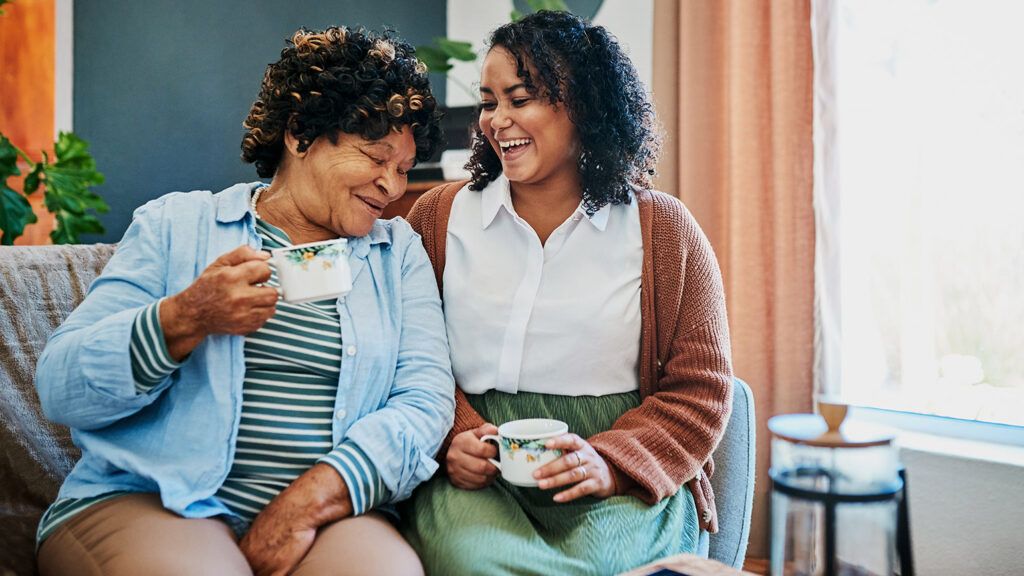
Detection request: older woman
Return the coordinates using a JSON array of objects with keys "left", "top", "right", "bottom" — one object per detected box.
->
[
  {"left": 401, "top": 11, "right": 733, "bottom": 575},
  {"left": 34, "top": 26, "right": 452, "bottom": 576}
]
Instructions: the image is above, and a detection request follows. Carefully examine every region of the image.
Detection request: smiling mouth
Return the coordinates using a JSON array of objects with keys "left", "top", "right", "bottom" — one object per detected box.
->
[
  {"left": 356, "top": 195, "right": 386, "bottom": 216},
  {"left": 498, "top": 138, "right": 532, "bottom": 158}
]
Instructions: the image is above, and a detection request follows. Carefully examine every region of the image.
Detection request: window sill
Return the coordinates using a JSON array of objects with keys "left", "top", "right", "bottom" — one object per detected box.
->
[{"left": 849, "top": 406, "right": 1024, "bottom": 467}]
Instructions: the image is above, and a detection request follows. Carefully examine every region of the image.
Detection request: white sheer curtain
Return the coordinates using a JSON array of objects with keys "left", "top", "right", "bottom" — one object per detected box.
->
[{"left": 813, "top": 0, "right": 1024, "bottom": 426}]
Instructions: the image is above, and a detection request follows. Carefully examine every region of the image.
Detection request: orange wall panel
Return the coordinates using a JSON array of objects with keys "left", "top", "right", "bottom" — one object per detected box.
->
[{"left": 1, "top": 0, "right": 56, "bottom": 245}]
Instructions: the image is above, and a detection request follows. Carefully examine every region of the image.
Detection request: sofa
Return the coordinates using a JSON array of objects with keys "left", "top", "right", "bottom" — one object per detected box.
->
[{"left": 0, "top": 243, "right": 755, "bottom": 575}]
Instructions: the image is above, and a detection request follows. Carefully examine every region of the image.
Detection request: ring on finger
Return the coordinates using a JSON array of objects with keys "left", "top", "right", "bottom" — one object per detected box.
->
[
  {"left": 577, "top": 465, "right": 588, "bottom": 480},
  {"left": 573, "top": 451, "right": 582, "bottom": 468}
]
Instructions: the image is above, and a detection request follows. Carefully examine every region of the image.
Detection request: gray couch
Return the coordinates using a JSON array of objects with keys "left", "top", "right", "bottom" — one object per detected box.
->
[{"left": 0, "top": 244, "right": 754, "bottom": 575}]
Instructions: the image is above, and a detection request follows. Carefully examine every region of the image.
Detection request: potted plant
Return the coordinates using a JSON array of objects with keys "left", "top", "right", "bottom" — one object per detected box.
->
[{"left": 0, "top": 0, "right": 109, "bottom": 245}]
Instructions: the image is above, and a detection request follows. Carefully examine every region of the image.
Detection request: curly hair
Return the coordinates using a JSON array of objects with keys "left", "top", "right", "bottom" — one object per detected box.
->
[
  {"left": 466, "top": 11, "right": 661, "bottom": 214},
  {"left": 241, "top": 26, "right": 443, "bottom": 178}
]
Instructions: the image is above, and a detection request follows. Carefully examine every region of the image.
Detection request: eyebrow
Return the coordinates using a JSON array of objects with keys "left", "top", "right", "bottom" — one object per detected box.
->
[
  {"left": 479, "top": 83, "right": 529, "bottom": 95},
  {"left": 362, "top": 141, "right": 395, "bottom": 151}
]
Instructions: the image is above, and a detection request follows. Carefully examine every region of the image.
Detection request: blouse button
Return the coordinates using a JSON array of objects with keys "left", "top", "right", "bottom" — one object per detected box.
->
[
  {"left": 346, "top": 345, "right": 357, "bottom": 356},
  {"left": 335, "top": 409, "right": 347, "bottom": 420}
]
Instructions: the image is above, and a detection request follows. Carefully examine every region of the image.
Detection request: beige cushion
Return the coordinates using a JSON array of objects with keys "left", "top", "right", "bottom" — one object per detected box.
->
[{"left": 0, "top": 244, "right": 115, "bottom": 575}]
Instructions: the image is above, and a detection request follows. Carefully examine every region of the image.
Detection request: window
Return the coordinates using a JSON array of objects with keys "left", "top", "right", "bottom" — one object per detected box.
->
[{"left": 814, "top": 0, "right": 1024, "bottom": 428}]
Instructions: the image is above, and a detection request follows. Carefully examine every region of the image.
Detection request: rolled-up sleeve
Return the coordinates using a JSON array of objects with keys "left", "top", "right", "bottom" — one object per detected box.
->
[
  {"left": 36, "top": 199, "right": 176, "bottom": 430},
  {"left": 342, "top": 230, "right": 455, "bottom": 503}
]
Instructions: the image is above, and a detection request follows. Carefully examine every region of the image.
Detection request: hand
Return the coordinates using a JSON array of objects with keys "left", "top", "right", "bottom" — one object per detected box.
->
[
  {"left": 240, "top": 463, "right": 352, "bottom": 576},
  {"left": 239, "top": 504, "right": 316, "bottom": 576},
  {"left": 161, "top": 245, "right": 279, "bottom": 360},
  {"left": 446, "top": 424, "right": 500, "bottom": 490},
  {"left": 534, "top": 434, "right": 617, "bottom": 503}
]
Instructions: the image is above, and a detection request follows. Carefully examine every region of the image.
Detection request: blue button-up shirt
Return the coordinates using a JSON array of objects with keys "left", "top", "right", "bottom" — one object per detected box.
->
[{"left": 35, "top": 182, "right": 455, "bottom": 519}]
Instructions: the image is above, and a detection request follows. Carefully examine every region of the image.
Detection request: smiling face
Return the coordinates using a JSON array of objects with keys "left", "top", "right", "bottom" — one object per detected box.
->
[
  {"left": 284, "top": 128, "right": 416, "bottom": 238},
  {"left": 478, "top": 46, "right": 581, "bottom": 192}
]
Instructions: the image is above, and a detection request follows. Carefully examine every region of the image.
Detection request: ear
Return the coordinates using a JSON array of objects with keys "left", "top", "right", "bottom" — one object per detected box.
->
[{"left": 282, "top": 130, "right": 308, "bottom": 159}]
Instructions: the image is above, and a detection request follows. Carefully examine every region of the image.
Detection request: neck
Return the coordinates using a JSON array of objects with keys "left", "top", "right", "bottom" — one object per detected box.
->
[
  {"left": 257, "top": 179, "right": 336, "bottom": 245},
  {"left": 508, "top": 177, "right": 582, "bottom": 245}
]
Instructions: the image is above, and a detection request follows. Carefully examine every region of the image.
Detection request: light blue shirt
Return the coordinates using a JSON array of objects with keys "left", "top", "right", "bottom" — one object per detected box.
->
[{"left": 35, "top": 182, "right": 455, "bottom": 520}]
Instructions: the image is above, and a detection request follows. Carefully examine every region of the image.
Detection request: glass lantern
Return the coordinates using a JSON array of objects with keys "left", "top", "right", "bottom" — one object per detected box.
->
[{"left": 768, "top": 407, "right": 914, "bottom": 576}]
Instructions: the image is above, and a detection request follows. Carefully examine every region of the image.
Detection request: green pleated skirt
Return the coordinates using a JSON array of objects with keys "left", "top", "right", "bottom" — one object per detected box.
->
[{"left": 400, "top": 390, "right": 699, "bottom": 576}]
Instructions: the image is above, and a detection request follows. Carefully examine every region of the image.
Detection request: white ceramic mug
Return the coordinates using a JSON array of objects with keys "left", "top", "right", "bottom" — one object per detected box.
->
[
  {"left": 481, "top": 418, "right": 568, "bottom": 487},
  {"left": 270, "top": 239, "right": 352, "bottom": 303}
]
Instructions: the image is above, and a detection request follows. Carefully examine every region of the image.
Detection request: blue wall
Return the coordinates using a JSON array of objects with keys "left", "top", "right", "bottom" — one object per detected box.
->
[{"left": 75, "top": 0, "right": 446, "bottom": 242}]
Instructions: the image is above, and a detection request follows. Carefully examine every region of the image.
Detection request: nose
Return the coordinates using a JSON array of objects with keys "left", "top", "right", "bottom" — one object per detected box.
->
[
  {"left": 488, "top": 104, "right": 513, "bottom": 132},
  {"left": 375, "top": 169, "right": 403, "bottom": 201}
]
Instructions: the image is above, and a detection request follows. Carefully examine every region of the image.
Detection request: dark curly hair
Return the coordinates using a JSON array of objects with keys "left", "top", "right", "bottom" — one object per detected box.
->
[
  {"left": 242, "top": 26, "right": 443, "bottom": 178},
  {"left": 467, "top": 11, "right": 661, "bottom": 214}
]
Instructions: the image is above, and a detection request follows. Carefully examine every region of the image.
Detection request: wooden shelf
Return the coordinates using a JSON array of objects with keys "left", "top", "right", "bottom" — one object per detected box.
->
[{"left": 383, "top": 180, "right": 451, "bottom": 219}]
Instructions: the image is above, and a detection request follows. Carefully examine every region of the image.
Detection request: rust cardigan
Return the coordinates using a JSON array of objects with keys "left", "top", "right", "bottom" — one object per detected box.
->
[{"left": 406, "top": 181, "right": 734, "bottom": 533}]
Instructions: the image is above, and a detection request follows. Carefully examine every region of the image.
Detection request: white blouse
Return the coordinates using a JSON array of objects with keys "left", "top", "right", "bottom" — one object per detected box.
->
[{"left": 442, "top": 176, "right": 643, "bottom": 396}]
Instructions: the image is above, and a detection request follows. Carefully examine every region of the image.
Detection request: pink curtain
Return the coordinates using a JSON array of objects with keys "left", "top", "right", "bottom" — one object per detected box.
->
[{"left": 653, "top": 0, "right": 815, "bottom": 558}]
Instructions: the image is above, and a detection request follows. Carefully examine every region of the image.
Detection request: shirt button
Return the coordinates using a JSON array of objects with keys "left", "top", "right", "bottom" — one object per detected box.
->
[
  {"left": 335, "top": 409, "right": 347, "bottom": 420},
  {"left": 346, "top": 345, "right": 357, "bottom": 356}
]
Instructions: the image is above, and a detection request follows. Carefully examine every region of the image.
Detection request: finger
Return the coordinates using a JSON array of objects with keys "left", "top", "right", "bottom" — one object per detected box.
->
[
  {"left": 235, "top": 259, "right": 274, "bottom": 284},
  {"left": 534, "top": 447, "right": 584, "bottom": 480},
  {"left": 453, "top": 454, "right": 498, "bottom": 476},
  {"left": 451, "top": 471, "right": 493, "bottom": 489},
  {"left": 544, "top": 433, "right": 586, "bottom": 451},
  {"left": 460, "top": 436, "right": 499, "bottom": 459},
  {"left": 243, "top": 286, "right": 282, "bottom": 307},
  {"left": 537, "top": 465, "right": 589, "bottom": 490},
  {"left": 215, "top": 245, "right": 270, "bottom": 267},
  {"left": 473, "top": 423, "right": 499, "bottom": 437},
  {"left": 553, "top": 478, "right": 599, "bottom": 503}
]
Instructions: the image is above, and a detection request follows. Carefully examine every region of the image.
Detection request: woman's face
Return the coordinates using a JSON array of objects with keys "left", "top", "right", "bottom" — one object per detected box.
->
[
  {"left": 288, "top": 128, "right": 416, "bottom": 238},
  {"left": 478, "top": 47, "right": 580, "bottom": 190}
]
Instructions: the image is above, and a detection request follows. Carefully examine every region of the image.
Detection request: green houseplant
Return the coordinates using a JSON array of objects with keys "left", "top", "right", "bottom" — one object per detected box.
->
[
  {"left": 0, "top": 0, "right": 109, "bottom": 245},
  {"left": 0, "top": 132, "right": 107, "bottom": 244}
]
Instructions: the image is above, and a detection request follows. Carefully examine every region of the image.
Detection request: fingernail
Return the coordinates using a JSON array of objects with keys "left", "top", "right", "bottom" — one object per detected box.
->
[{"left": 538, "top": 480, "right": 548, "bottom": 489}]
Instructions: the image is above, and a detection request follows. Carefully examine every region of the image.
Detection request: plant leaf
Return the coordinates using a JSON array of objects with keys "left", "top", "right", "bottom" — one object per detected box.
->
[
  {"left": 416, "top": 45, "right": 453, "bottom": 73},
  {"left": 38, "top": 132, "right": 108, "bottom": 243},
  {"left": 0, "top": 133, "right": 36, "bottom": 245},
  {"left": 527, "top": 0, "right": 569, "bottom": 12},
  {"left": 435, "top": 38, "right": 476, "bottom": 62},
  {"left": 510, "top": 9, "right": 524, "bottom": 21}
]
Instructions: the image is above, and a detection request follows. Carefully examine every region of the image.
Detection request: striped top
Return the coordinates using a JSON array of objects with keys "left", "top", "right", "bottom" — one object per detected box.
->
[{"left": 37, "top": 213, "right": 387, "bottom": 544}]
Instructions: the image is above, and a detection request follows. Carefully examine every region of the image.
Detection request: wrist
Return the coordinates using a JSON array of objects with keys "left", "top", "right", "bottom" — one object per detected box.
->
[
  {"left": 289, "top": 463, "right": 353, "bottom": 528},
  {"left": 160, "top": 294, "right": 205, "bottom": 360}
]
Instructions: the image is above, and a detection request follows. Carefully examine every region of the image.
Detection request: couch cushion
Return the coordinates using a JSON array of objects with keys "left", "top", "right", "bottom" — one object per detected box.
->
[{"left": 0, "top": 244, "right": 116, "bottom": 575}]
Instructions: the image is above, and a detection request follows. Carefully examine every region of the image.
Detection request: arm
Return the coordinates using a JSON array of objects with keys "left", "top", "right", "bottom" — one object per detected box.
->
[
  {"left": 340, "top": 228, "right": 456, "bottom": 502},
  {"left": 405, "top": 186, "right": 488, "bottom": 465},
  {"left": 36, "top": 199, "right": 278, "bottom": 430},
  {"left": 36, "top": 200, "right": 176, "bottom": 429},
  {"left": 589, "top": 216, "right": 734, "bottom": 504}
]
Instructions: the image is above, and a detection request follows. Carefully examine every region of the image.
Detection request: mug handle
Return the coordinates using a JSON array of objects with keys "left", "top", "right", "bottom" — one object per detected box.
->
[{"left": 479, "top": 435, "right": 502, "bottom": 471}]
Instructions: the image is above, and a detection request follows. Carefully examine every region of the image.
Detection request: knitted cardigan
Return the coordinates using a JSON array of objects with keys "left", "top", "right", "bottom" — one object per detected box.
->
[{"left": 406, "top": 181, "right": 734, "bottom": 533}]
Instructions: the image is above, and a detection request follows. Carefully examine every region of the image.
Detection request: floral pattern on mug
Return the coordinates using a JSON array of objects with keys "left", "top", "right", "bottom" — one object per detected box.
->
[
  {"left": 284, "top": 244, "right": 345, "bottom": 271},
  {"left": 500, "top": 437, "right": 562, "bottom": 463}
]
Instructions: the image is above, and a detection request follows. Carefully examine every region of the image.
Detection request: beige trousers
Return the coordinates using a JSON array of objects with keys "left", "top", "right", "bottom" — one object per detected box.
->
[{"left": 37, "top": 493, "right": 424, "bottom": 576}]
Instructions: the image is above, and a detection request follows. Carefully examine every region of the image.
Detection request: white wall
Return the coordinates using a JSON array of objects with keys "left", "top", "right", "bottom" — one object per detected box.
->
[
  {"left": 900, "top": 439, "right": 1024, "bottom": 575},
  {"left": 444, "top": 0, "right": 653, "bottom": 107}
]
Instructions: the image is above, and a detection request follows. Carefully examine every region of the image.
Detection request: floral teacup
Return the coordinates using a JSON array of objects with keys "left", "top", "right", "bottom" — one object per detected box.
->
[
  {"left": 271, "top": 239, "right": 351, "bottom": 303},
  {"left": 482, "top": 418, "right": 568, "bottom": 487}
]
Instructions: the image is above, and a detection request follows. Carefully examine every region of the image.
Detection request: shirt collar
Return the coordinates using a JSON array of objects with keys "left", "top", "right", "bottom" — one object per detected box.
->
[{"left": 480, "top": 175, "right": 612, "bottom": 232}]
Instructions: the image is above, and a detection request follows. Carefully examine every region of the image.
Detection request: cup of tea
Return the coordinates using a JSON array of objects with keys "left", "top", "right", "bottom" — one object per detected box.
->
[
  {"left": 270, "top": 239, "right": 352, "bottom": 303},
  {"left": 481, "top": 418, "right": 568, "bottom": 487}
]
